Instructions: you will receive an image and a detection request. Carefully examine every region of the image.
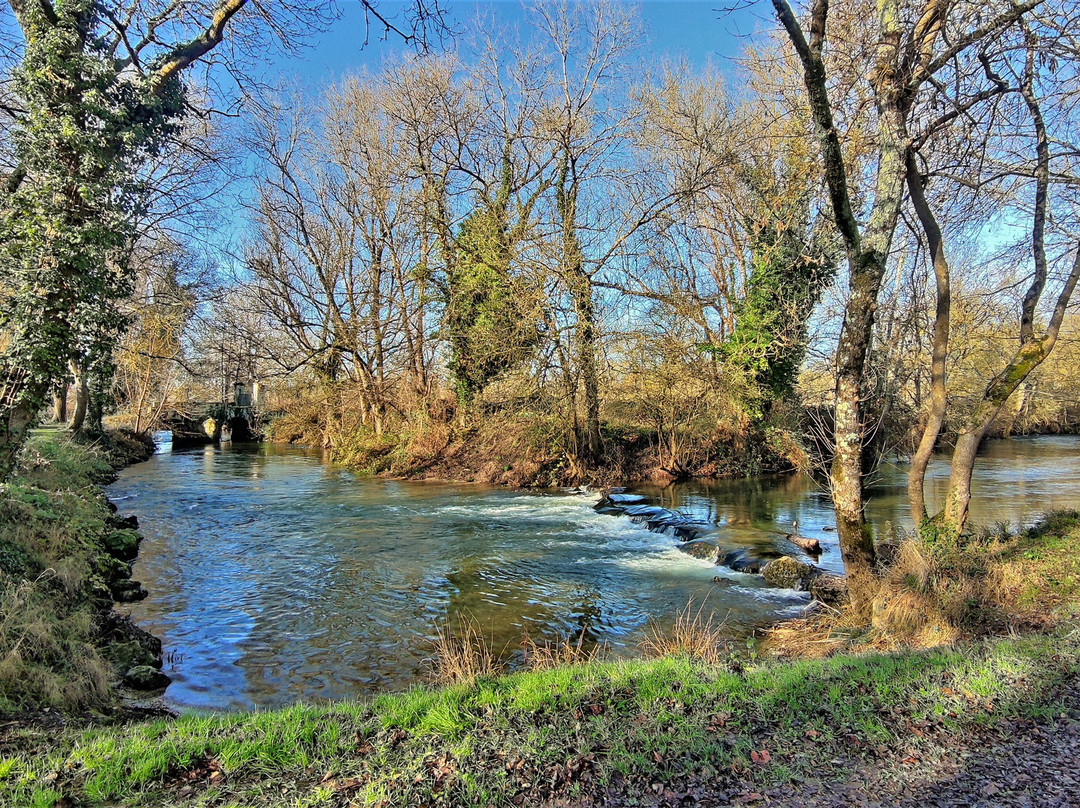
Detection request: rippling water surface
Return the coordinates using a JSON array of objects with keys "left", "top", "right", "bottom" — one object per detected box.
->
[{"left": 108, "top": 435, "right": 1080, "bottom": 710}]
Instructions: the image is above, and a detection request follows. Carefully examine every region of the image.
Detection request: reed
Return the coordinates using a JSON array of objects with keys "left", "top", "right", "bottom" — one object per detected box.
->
[{"left": 640, "top": 597, "right": 730, "bottom": 664}]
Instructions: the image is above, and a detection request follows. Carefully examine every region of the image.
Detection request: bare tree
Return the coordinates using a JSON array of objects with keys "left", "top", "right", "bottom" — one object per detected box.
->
[{"left": 769, "top": 0, "right": 1044, "bottom": 614}]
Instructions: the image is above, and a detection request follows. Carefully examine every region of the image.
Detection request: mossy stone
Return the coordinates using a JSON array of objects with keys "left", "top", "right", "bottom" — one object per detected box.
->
[
  {"left": 762, "top": 556, "right": 816, "bottom": 589},
  {"left": 102, "top": 528, "right": 140, "bottom": 561},
  {"left": 123, "top": 666, "right": 171, "bottom": 690}
]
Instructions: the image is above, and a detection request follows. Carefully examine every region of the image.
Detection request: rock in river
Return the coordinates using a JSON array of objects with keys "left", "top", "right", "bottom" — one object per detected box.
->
[
  {"left": 761, "top": 556, "right": 816, "bottom": 589},
  {"left": 719, "top": 548, "right": 769, "bottom": 574},
  {"left": 808, "top": 573, "right": 849, "bottom": 606},
  {"left": 678, "top": 538, "right": 718, "bottom": 561},
  {"left": 606, "top": 493, "right": 644, "bottom": 504},
  {"left": 112, "top": 580, "right": 149, "bottom": 603}
]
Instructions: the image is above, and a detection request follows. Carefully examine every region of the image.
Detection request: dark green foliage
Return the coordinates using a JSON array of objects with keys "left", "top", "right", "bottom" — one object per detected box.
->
[
  {"left": 718, "top": 176, "right": 836, "bottom": 419},
  {"left": 444, "top": 159, "right": 540, "bottom": 409},
  {"left": 0, "top": 537, "right": 36, "bottom": 580},
  {"left": 0, "top": 0, "right": 186, "bottom": 458}
]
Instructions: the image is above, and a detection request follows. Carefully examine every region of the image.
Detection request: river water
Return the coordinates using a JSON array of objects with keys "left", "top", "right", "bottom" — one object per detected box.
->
[{"left": 108, "top": 435, "right": 1080, "bottom": 711}]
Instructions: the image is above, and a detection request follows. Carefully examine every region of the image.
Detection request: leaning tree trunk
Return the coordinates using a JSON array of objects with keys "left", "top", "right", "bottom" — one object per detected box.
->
[
  {"left": 945, "top": 305, "right": 1078, "bottom": 532},
  {"left": 945, "top": 46, "right": 1080, "bottom": 534},
  {"left": 904, "top": 150, "right": 951, "bottom": 525}
]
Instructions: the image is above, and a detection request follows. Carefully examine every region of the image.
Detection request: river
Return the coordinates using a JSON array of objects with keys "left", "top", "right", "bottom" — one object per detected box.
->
[{"left": 107, "top": 435, "right": 1080, "bottom": 711}]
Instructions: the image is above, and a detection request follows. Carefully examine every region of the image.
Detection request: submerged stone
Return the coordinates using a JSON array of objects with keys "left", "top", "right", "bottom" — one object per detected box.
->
[
  {"left": 622, "top": 504, "right": 667, "bottom": 519},
  {"left": 720, "top": 549, "right": 767, "bottom": 574},
  {"left": 677, "top": 538, "right": 718, "bottom": 561},
  {"left": 645, "top": 512, "right": 685, "bottom": 531}
]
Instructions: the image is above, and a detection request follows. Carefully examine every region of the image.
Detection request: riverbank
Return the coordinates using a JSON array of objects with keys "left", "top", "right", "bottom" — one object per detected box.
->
[
  {"left": 268, "top": 409, "right": 806, "bottom": 488},
  {"left": 3, "top": 510, "right": 1078, "bottom": 806},
  {"left": 0, "top": 430, "right": 163, "bottom": 716}
]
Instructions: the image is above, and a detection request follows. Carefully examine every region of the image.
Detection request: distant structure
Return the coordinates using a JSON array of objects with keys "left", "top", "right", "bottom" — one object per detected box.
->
[{"left": 163, "top": 377, "right": 263, "bottom": 446}]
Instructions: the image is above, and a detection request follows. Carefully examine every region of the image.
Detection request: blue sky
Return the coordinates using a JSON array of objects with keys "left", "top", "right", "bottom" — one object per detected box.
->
[{"left": 276, "top": 1, "right": 770, "bottom": 88}]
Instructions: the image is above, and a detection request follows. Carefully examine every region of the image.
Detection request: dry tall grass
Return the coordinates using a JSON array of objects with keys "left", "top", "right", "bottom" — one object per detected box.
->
[
  {"left": 0, "top": 573, "right": 111, "bottom": 710},
  {"left": 520, "top": 631, "right": 603, "bottom": 671},
  {"left": 766, "top": 512, "right": 1080, "bottom": 658},
  {"left": 428, "top": 619, "right": 605, "bottom": 685},
  {"left": 428, "top": 616, "right": 507, "bottom": 686},
  {"left": 640, "top": 599, "right": 731, "bottom": 664}
]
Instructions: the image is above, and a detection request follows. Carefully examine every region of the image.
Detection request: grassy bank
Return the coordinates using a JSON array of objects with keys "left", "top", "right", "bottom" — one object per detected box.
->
[
  {"left": 2, "top": 632, "right": 1076, "bottom": 807},
  {"left": 0, "top": 430, "right": 157, "bottom": 714},
  {"left": 3, "top": 512, "right": 1079, "bottom": 807}
]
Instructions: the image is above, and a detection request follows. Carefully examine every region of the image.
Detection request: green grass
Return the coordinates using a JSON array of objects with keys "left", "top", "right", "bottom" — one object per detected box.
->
[
  {"left": 1001, "top": 511, "right": 1080, "bottom": 612},
  {"left": 1, "top": 631, "right": 1076, "bottom": 807}
]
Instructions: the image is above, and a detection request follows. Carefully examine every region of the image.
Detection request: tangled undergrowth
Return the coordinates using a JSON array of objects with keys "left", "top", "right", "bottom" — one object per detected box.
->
[{"left": 264, "top": 379, "right": 806, "bottom": 488}]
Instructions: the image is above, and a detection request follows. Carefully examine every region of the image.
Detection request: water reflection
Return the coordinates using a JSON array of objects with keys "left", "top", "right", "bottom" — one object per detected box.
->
[{"left": 110, "top": 435, "right": 1080, "bottom": 711}]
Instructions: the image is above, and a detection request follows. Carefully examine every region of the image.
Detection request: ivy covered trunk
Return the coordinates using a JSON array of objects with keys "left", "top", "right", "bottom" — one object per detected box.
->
[
  {"left": 0, "top": 398, "right": 36, "bottom": 481},
  {"left": 569, "top": 266, "right": 602, "bottom": 463},
  {"left": 557, "top": 150, "right": 602, "bottom": 465}
]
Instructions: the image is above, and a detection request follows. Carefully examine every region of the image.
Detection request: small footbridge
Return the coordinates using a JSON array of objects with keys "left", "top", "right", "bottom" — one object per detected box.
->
[{"left": 161, "top": 385, "right": 262, "bottom": 446}]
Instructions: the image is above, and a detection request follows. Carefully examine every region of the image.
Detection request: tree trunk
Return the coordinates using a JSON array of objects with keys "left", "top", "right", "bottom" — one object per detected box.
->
[
  {"left": 0, "top": 401, "right": 35, "bottom": 481},
  {"left": 771, "top": 0, "right": 915, "bottom": 618},
  {"left": 944, "top": 323, "right": 1075, "bottom": 532},
  {"left": 944, "top": 49, "right": 1080, "bottom": 535},
  {"left": 557, "top": 151, "right": 602, "bottom": 464},
  {"left": 53, "top": 385, "right": 68, "bottom": 423},
  {"left": 905, "top": 150, "right": 951, "bottom": 525},
  {"left": 87, "top": 379, "right": 105, "bottom": 434},
  {"left": 571, "top": 268, "right": 602, "bottom": 463},
  {"left": 69, "top": 362, "right": 89, "bottom": 433}
]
